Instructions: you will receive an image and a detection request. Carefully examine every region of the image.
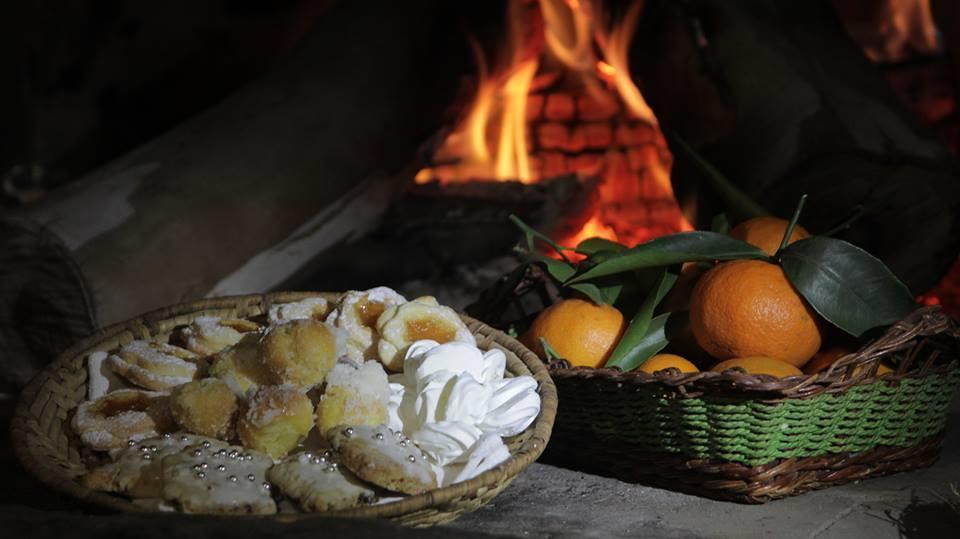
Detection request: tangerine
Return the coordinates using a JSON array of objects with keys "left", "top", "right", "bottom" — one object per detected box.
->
[
  {"left": 690, "top": 259, "right": 822, "bottom": 367},
  {"left": 729, "top": 217, "right": 810, "bottom": 256},
  {"left": 711, "top": 356, "right": 803, "bottom": 377},
  {"left": 521, "top": 299, "right": 625, "bottom": 368},
  {"left": 638, "top": 353, "right": 699, "bottom": 374}
]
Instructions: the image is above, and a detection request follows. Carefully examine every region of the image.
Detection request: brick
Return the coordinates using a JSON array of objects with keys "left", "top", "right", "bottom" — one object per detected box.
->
[
  {"left": 584, "top": 123, "right": 613, "bottom": 148},
  {"left": 628, "top": 145, "right": 661, "bottom": 172},
  {"left": 600, "top": 153, "right": 640, "bottom": 201},
  {"left": 615, "top": 123, "right": 655, "bottom": 146},
  {"left": 568, "top": 153, "right": 603, "bottom": 174},
  {"left": 577, "top": 94, "right": 620, "bottom": 121},
  {"left": 526, "top": 94, "right": 545, "bottom": 121},
  {"left": 565, "top": 126, "right": 587, "bottom": 153},
  {"left": 537, "top": 123, "right": 568, "bottom": 150},
  {"left": 544, "top": 93, "right": 575, "bottom": 121},
  {"left": 539, "top": 152, "right": 568, "bottom": 179}
]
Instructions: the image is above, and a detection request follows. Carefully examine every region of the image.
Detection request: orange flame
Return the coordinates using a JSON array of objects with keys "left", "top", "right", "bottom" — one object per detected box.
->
[{"left": 596, "top": 0, "right": 657, "bottom": 125}]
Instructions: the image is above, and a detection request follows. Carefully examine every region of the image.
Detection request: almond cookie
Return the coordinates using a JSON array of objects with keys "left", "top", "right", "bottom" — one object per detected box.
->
[
  {"left": 83, "top": 433, "right": 223, "bottom": 497},
  {"left": 259, "top": 319, "right": 339, "bottom": 389},
  {"left": 107, "top": 340, "right": 200, "bottom": 391},
  {"left": 376, "top": 296, "right": 475, "bottom": 371},
  {"left": 237, "top": 385, "right": 314, "bottom": 459},
  {"left": 328, "top": 287, "right": 407, "bottom": 360},
  {"left": 267, "top": 451, "right": 377, "bottom": 512},
  {"left": 87, "top": 350, "right": 125, "bottom": 400},
  {"left": 161, "top": 441, "right": 275, "bottom": 514},
  {"left": 267, "top": 297, "right": 331, "bottom": 324},
  {"left": 171, "top": 316, "right": 260, "bottom": 356},
  {"left": 330, "top": 424, "right": 437, "bottom": 495},
  {"left": 209, "top": 333, "right": 273, "bottom": 397},
  {"left": 170, "top": 379, "right": 240, "bottom": 439},
  {"left": 316, "top": 359, "right": 390, "bottom": 436},
  {"left": 72, "top": 389, "right": 175, "bottom": 451}
]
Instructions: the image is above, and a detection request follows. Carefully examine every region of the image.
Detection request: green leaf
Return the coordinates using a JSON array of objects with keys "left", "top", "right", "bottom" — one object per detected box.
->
[
  {"left": 567, "top": 231, "right": 768, "bottom": 284},
  {"left": 775, "top": 194, "right": 807, "bottom": 257},
  {"left": 575, "top": 237, "right": 627, "bottom": 256},
  {"left": 510, "top": 214, "right": 571, "bottom": 263},
  {"left": 666, "top": 132, "right": 769, "bottom": 222},
  {"left": 603, "top": 311, "right": 688, "bottom": 371},
  {"left": 605, "top": 268, "right": 679, "bottom": 368},
  {"left": 780, "top": 237, "right": 916, "bottom": 337},
  {"left": 569, "top": 281, "right": 623, "bottom": 305},
  {"left": 711, "top": 213, "right": 730, "bottom": 234}
]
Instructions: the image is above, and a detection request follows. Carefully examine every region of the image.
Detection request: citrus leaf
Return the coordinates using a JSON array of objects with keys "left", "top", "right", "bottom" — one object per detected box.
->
[
  {"left": 567, "top": 231, "right": 768, "bottom": 284},
  {"left": 569, "top": 281, "right": 622, "bottom": 305},
  {"left": 603, "top": 311, "right": 688, "bottom": 371},
  {"left": 540, "top": 337, "right": 562, "bottom": 361},
  {"left": 605, "top": 267, "right": 679, "bottom": 368},
  {"left": 711, "top": 213, "right": 730, "bottom": 234},
  {"left": 780, "top": 237, "right": 916, "bottom": 337},
  {"left": 575, "top": 237, "right": 627, "bottom": 255}
]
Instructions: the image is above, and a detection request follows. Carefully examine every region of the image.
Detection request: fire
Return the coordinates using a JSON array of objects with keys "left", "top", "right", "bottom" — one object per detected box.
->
[{"left": 416, "top": 0, "right": 691, "bottom": 247}]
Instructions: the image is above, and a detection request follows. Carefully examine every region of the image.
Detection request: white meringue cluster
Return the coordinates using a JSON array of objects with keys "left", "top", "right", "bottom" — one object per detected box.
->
[{"left": 387, "top": 340, "right": 541, "bottom": 486}]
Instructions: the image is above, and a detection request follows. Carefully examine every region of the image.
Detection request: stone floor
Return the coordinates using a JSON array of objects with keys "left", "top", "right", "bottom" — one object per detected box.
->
[{"left": 4, "top": 396, "right": 958, "bottom": 538}]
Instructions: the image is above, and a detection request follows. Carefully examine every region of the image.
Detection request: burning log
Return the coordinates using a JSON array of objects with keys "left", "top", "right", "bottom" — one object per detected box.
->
[
  {"left": 630, "top": 0, "right": 960, "bottom": 293},
  {"left": 0, "top": 1, "right": 499, "bottom": 387}
]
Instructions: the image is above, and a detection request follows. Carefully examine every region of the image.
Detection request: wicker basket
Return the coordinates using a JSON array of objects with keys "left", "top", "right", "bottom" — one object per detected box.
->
[
  {"left": 11, "top": 292, "right": 558, "bottom": 526},
  {"left": 543, "top": 306, "right": 960, "bottom": 503}
]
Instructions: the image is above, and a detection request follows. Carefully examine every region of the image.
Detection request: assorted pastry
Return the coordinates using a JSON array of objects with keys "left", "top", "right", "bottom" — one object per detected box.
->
[{"left": 69, "top": 288, "right": 542, "bottom": 514}]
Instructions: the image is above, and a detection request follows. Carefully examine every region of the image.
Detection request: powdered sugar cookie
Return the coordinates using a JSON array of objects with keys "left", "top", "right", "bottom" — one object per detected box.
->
[
  {"left": 72, "top": 389, "right": 175, "bottom": 451},
  {"left": 267, "top": 451, "right": 377, "bottom": 512},
  {"left": 237, "top": 385, "right": 314, "bottom": 459},
  {"left": 376, "top": 296, "right": 475, "bottom": 371},
  {"left": 316, "top": 359, "right": 390, "bottom": 436},
  {"left": 330, "top": 424, "right": 437, "bottom": 495},
  {"left": 87, "top": 351, "right": 125, "bottom": 400},
  {"left": 107, "top": 340, "right": 200, "bottom": 392},
  {"left": 170, "top": 379, "right": 240, "bottom": 439},
  {"left": 171, "top": 316, "right": 260, "bottom": 356},
  {"left": 267, "top": 297, "right": 332, "bottom": 325},
  {"left": 328, "top": 287, "right": 407, "bottom": 360},
  {"left": 161, "top": 441, "right": 275, "bottom": 514},
  {"left": 83, "top": 433, "right": 222, "bottom": 497}
]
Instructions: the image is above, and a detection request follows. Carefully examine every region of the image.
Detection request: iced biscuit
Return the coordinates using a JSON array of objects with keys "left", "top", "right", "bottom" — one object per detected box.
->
[
  {"left": 330, "top": 424, "right": 437, "bottom": 495},
  {"left": 267, "top": 451, "right": 377, "bottom": 512},
  {"left": 107, "top": 340, "right": 200, "bottom": 392},
  {"left": 161, "top": 441, "right": 275, "bottom": 514}
]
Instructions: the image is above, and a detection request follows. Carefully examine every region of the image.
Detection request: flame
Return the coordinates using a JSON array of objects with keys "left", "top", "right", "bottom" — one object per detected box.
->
[
  {"left": 495, "top": 59, "right": 539, "bottom": 183},
  {"left": 596, "top": 0, "right": 657, "bottom": 125},
  {"left": 540, "top": 0, "right": 596, "bottom": 71}
]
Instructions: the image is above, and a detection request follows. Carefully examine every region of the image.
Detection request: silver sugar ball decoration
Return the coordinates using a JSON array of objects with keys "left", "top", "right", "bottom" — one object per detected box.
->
[
  {"left": 142, "top": 454, "right": 152, "bottom": 461},
  {"left": 407, "top": 455, "right": 416, "bottom": 463},
  {"left": 310, "top": 457, "right": 321, "bottom": 465},
  {"left": 180, "top": 435, "right": 189, "bottom": 442},
  {"left": 244, "top": 455, "right": 253, "bottom": 461},
  {"left": 162, "top": 433, "right": 171, "bottom": 439},
  {"left": 374, "top": 433, "right": 384, "bottom": 441},
  {"left": 343, "top": 427, "right": 354, "bottom": 437},
  {"left": 192, "top": 449, "right": 202, "bottom": 457},
  {"left": 247, "top": 474, "right": 256, "bottom": 482},
  {"left": 201, "top": 462, "right": 208, "bottom": 469},
  {"left": 202, "top": 441, "right": 211, "bottom": 448},
  {"left": 196, "top": 471, "right": 206, "bottom": 479},
  {"left": 217, "top": 464, "right": 226, "bottom": 472},
  {"left": 262, "top": 482, "right": 271, "bottom": 490},
  {"left": 228, "top": 475, "right": 238, "bottom": 483},
  {"left": 127, "top": 440, "right": 136, "bottom": 447}
]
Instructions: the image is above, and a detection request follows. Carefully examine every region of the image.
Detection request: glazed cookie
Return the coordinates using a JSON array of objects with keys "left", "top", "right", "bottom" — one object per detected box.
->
[
  {"left": 171, "top": 316, "right": 260, "bottom": 356},
  {"left": 376, "top": 296, "right": 475, "bottom": 371},
  {"left": 170, "top": 379, "right": 240, "bottom": 439},
  {"left": 267, "top": 297, "right": 331, "bottom": 325},
  {"left": 258, "top": 319, "right": 339, "bottom": 389},
  {"left": 330, "top": 424, "right": 437, "bottom": 495},
  {"left": 72, "top": 389, "right": 175, "bottom": 451},
  {"left": 209, "top": 333, "right": 273, "bottom": 397},
  {"left": 83, "top": 433, "right": 222, "bottom": 497},
  {"left": 161, "top": 441, "right": 275, "bottom": 514},
  {"left": 267, "top": 451, "right": 377, "bottom": 512},
  {"left": 237, "top": 385, "right": 314, "bottom": 459},
  {"left": 107, "top": 340, "right": 200, "bottom": 392},
  {"left": 328, "top": 287, "right": 407, "bottom": 360},
  {"left": 316, "top": 359, "right": 390, "bottom": 436}
]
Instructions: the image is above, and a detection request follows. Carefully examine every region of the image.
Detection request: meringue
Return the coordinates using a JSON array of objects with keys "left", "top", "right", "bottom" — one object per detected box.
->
[{"left": 387, "top": 339, "right": 541, "bottom": 480}]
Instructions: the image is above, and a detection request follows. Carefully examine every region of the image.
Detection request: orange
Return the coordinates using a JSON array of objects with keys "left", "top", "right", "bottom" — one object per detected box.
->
[
  {"left": 638, "top": 353, "right": 699, "bottom": 374},
  {"left": 804, "top": 347, "right": 893, "bottom": 376},
  {"left": 521, "top": 298, "right": 626, "bottom": 368},
  {"left": 711, "top": 356, "right": 803, "bottom": 377},
  {"left": 729, "top": 217, "right": 810, "bottom": 256},
  {"left": 690, "top": 259, "right": 822, "bottom": 367}
]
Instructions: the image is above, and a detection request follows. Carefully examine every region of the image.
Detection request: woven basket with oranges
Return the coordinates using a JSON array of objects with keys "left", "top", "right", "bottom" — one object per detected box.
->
[{"left": 472, "top": 196, "right": 960, "bottom": 503}]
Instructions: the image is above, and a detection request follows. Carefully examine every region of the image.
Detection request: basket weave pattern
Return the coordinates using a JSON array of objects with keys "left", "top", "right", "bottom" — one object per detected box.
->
[
  {"left": 12, "top": 292, "right": 557, "bottom": 526},
  {"left": 545, "top": 307, "right": 960, "bottom": 502}
]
